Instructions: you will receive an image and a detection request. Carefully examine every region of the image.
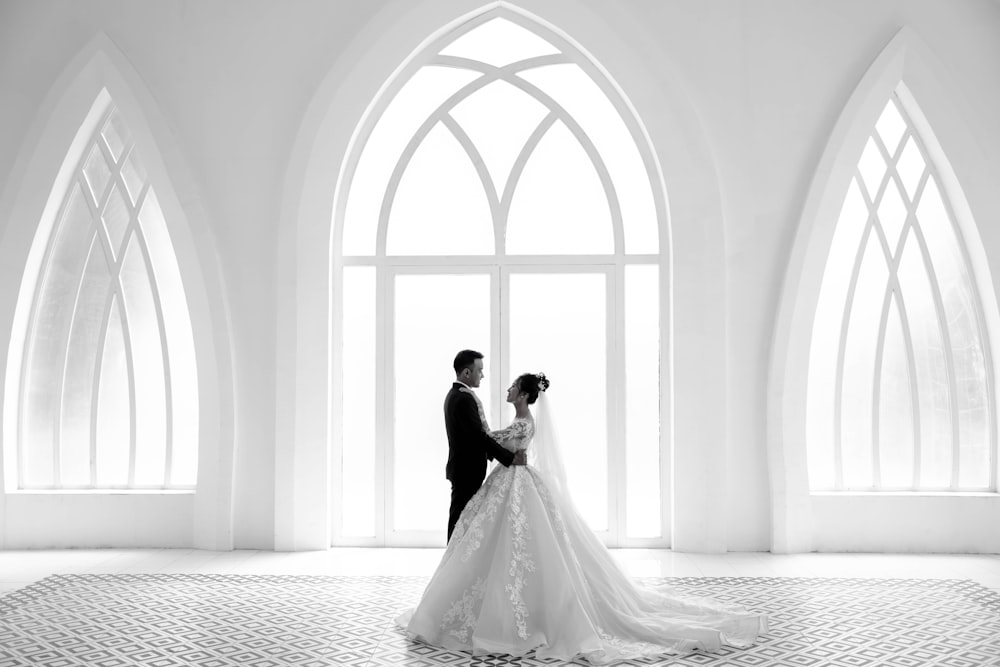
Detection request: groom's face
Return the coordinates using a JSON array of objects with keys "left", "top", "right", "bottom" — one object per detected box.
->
[{"left": 467, "top": 358, "right": 484, "bottom": 388}]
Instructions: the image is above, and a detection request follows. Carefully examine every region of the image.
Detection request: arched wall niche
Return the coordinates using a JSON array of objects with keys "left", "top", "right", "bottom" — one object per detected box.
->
[
  {"left": 768, "top": 27, "right": 1000, "bottom": 553},
  {"left": 276, "top": 0, "right": 730, "bottom": 551},
  {"left": 0, "top": 33, "right": 236, "bottom": 549}
]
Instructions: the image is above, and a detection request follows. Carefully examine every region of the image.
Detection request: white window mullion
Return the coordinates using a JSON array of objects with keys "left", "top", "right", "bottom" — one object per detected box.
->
[
  {"left": 342, "top": 254, "right": 659, "bottom": 268},
  {"left": 128, "top": 181, "right": 174, "bottom": 485},
  {"left": 867, "top": 160, "right": 905, "bottom": 488},
  {"left": 869, "top": 221, "right": 896, "bottom": 490},
  {"left": 376, "top": 261, "right": 389, "bottom": 545},
  {"left": 885, "top": 165, "right": 925, "bottom": 490},
  {"left": 88, "top": 235, "right": 119, "bottom": 487},
  {"left": 115, "top": 279, "right": 138, "bottom": 486},
  {"left": 611, "top": 260, "right": 626, "bottom": 545},
  {"left": 331, "top": 260, "right": 345, "bottom": 542},
  {"left": 907, "top": 220, "right": 962, "bottom": 490},
  {"left": 859, "top": 161, "right": 894, "bottom": 489},
  {"left": 499, "top": 266, "right": 510, "bottom": 431},
  {"left": 504, "top": 75, "right": 624, "bottom": 252},
  {"left": 54, "top": 173, "right": 109, "bottom": 487},
  {"left": 833, "top": 197, "right": 880, "bottom": 489},
  {"left": 498, "top": 111, "right": 557, "bottom": 249},
  {"left": 108, "top": 150, "right": 145, "bottom": 487},
  {"left": 375, "top": 75, "right": 500, "bottom": 254},
  {"left": 493, "top": 266, "right": 503, "bottom": 429},
  {"left": 442, "top": 114, "right": 500, "bottom": 215}
]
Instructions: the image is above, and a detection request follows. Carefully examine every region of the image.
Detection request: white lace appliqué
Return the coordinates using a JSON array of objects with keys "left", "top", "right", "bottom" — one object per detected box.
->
[
  {"left": 531, "top": 469, "right": 568, "bottom": 541},
  {"left": 505, "top": 469, "right": 536, "bottom": 640},
  {"left": 455, "top": 469, "right": 513, "bottom": 561},
  {"left": 489, "top": 418, "right": 531, "bottom": 447},
  {"left": 440, "top": 577, "right": 487, "bottom": 643}
]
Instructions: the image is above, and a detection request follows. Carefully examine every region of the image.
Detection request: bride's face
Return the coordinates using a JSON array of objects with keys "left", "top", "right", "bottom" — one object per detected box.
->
[{"left": 505, "top": 381, "right": 523, "bottom": 404}]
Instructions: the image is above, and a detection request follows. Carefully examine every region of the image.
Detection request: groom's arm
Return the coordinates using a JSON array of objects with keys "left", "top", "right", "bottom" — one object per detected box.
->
[{"left": 456, "top": 393, "right": 516, "bottom": 467}]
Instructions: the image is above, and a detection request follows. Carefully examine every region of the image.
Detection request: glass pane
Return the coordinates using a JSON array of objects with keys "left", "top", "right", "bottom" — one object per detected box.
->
[
  {"left": 841, "top": 233, "right": 889, "bottom": 488},
  {"left": 101, "top": 112, "right": 130, "bottom": 163},
  {"left": 60, "top": 237, "right": 112, "bottom": 487},
  {"left": 102, "top": 184, "right": 131, "bottom": 260},
  {"left": 509, "top": 272, "right": 607, "bottom": 531},
  {"left": 878, "top": 296, "right": 914, "bottom": 488},
  {"left": 807, "top": 179, "right": 868, "bottom": 489},
  {"left": 507, "top": 120, "right": 613, "bottom": 254},
  {"left": 918, "top": 178, "right": 990, "bottom": 488},
  {"left": 386, "top": 122, "right": 494, "bottom": 255},
  {"left": 625, "top": 266, "right": 660, "bottom": 538},
  {"left": 439, "top": 17, "right": 560, "bottom": 67},
  {"left": 518, "top": 64, "right": 658, "bottom": 253},
  {"left": 857, "top": 136, "right": 886, "bottom": 201},
  {"left": 82, "top": 144, "right": 111, "bottom": 206},
  {"left": 169, "top": 362, "right": 199, "bottom": 488},
  {"left": 121, "top": 147, "right": 148, "bottom": 206},
  {"left": 121, "top": 240, "right": 167, "bottom": 486},
  {"left": 21, "top": 337, "right": 56, "bottom": 488},
  {"left": 341, "top": 267, "right": 376, "bottom": 537},
  {"left": 393, "top": 274, "right": 491, "bottom": 532},
  {"left": 137, "top": 191, "right": 198, "bottom": 486},
  {"left": 95, "top": 297, "right": 131, "bottom": 486},
  {"left": 875, "top": 99, "right": 906, "bottom": 158},
  {"left": 344, "top": 66, "right": 481, "bottom": 256},
  {"left": 877, "top": 180, "right": 907, "bottom": 256},
  {"left": 897, "top": 235, "right": 951, "bottom": 489},
  {"left": 897, "top": 137, "right": 925, "bottom": 202},
  {"left": 22, "top": 184, "right": 96, "bottom": 487},
  {"left": 449, "top": 79, "right": 549, "bottom": 197}
]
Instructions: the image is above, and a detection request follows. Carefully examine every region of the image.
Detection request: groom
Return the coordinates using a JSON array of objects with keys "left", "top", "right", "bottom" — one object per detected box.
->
[{"left": 445, "top": 349, "right": 526, "bottom": 541}]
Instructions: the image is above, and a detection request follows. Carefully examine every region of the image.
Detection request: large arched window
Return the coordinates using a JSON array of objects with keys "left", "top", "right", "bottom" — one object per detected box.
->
[
  {"left": 334, "top": 9, "right": 665, "bottom": 546},
  {"left": 16, "top": 104, "right": 198, "bottom": 490},
  {"left": 807, "top": 91, "right": 995, "bottom": 492}
]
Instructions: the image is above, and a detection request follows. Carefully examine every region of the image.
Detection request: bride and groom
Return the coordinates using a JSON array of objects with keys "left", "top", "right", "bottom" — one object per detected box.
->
[{"left": 395, "top": 349, "right": 768, "bottom": 664}]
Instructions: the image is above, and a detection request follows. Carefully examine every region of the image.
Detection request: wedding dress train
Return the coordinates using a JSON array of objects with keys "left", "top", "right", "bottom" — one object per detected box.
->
[{"left": 396, "top": 416, "right": 768, "bottom": 664}]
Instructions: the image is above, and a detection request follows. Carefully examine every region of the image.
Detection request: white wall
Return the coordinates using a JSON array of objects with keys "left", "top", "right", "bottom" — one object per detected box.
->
[{"left": 0, "top": 0, "right": 997, "bottom": 551}]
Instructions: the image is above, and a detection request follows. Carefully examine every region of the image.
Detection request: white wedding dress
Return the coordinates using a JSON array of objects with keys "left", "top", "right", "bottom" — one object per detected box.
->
[{"left": 396, "top": 413, "right": 768, "bottom": 664}]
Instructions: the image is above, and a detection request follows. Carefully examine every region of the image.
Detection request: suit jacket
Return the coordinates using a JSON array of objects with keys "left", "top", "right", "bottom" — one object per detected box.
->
[{"left": 444, "top": 382, "right": 515, "bottom": 485}]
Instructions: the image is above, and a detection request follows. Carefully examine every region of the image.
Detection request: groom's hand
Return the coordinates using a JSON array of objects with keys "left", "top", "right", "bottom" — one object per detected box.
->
[{"left": 512, "top": 450, "right": 527, "bottom": 466}]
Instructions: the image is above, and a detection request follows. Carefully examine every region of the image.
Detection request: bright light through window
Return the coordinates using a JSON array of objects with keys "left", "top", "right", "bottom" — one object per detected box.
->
[
  {"left": 807, "top": 94, "right": 993, "bottom": 492},
  {"left": 18, "top": 107, "right": 198, "bottom": 490},
  {"left": 337, "top": 11, "right": 664, "bottom": 545}
]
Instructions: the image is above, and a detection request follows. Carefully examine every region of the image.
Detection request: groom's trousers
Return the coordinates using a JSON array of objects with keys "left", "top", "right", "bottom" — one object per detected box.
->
[{"left": 447, "top": 479, "right": 481, "bottom": 542}]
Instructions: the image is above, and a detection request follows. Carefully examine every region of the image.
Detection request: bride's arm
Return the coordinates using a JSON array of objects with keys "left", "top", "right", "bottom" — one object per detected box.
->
[{"left": 489, "top": 420, "right": 530, "bottom": 446}]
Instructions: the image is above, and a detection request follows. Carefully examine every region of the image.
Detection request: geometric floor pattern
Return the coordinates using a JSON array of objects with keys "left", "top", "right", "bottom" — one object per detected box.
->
[{"left": 1, "top": 575, "right": 999, "bottom": 666}]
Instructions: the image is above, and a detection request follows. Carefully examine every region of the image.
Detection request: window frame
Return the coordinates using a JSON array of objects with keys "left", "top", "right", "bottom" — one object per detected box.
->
[
  {"left": 768, "top": 27, "right": 1000, "bottom": 553},
  {"left": 813, "top": 93, "right": 996, "bottom": 493},
  {"left": 15, "top": 106, "right": 196, "bottom": 491},
  {"left": 331, "top": 7, "right": 668, "bottom": 547}
]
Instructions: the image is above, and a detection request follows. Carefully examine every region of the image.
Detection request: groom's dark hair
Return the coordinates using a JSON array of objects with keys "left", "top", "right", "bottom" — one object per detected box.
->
[{"left": 453, "top": 349, "right": 483, "bottom": 375}]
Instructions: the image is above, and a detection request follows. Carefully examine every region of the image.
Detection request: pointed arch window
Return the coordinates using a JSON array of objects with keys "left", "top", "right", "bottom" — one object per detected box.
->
[
  {"left": 807, "top": 91, "right": 995, "bottom": 491},
  {"left": 18, "top": 106, "right": 198, "bottom": 490},
  {"left": 335, "top": 10, "right": 665, "bottom": 545}
]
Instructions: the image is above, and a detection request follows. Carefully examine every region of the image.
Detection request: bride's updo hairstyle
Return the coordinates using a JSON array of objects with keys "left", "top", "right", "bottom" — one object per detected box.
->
[{"left": 516, "top": 372, "right": 550, "bottom": 405}]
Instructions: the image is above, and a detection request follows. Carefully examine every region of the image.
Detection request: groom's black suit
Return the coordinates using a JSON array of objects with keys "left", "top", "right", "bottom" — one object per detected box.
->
[{"left": 445, "top": 382, "right": 515, "bottom": 540}]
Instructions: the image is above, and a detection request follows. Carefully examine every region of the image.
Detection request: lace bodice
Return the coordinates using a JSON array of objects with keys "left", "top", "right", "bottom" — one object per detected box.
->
[{"left": 489, "top": 416, "right": 534, "bottom": 452}]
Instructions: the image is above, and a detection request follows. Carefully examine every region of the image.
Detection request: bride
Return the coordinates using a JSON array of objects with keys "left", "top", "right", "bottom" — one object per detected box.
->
[{"left": 396, "top": 373, "right": 768, "bottom": 664}]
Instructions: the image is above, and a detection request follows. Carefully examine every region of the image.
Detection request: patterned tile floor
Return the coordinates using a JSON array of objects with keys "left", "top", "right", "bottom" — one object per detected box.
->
[{"left": 1, "top": 550, "right": 999, "bottom": 666}]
